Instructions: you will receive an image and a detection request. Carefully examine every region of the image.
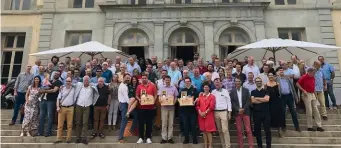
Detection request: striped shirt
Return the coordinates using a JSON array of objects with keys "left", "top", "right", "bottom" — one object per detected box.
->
[{"left": 14, "top": 72, "right": 34, "bottom": 93}]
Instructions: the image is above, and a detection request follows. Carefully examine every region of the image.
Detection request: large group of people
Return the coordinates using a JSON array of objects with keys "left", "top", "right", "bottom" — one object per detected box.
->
[{"left": 8, "top": 53, "right": 338, "bottom": 148}]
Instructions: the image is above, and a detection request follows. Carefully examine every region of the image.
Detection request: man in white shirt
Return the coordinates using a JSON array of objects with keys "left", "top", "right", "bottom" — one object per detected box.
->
[
  {"left": 258, "top": 64, "right": 270, "bottom": 85},
  {"left": 156, "top": 70, "right": 169, "bottom": 89},
  {"left": 117, "top": 74, "right": 131, "bottom": 143},
  {"left": 168, "top": 62, "right": 182, "bottom": 87},
  {"left": 211, "top": 79, "right": 232, "bottom": 148},
  {"left": 242, "top": 56, "right": 260, "bottom": 78},
  {"left": 74, "top": 76, "right": 99, "bottom": 145}
]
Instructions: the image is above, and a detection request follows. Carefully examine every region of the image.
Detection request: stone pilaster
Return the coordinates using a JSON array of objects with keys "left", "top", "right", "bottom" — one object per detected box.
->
[
  {"left": 254, "top": 19, "right": 265, "bottom": 41},
  {"left": 154, "top": 21, "right": 164, "bottom": 60},
  {"left": 204, "top": 21, "right": 214, "bottom": 61},
  {"left": 104, "top": 20, "right": 115, "bottom": 48}
]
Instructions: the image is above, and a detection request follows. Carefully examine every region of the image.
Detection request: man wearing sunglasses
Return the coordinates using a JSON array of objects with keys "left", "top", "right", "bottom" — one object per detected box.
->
[{"left": 251, "top": 77, "right": 271, "bottom": 148}]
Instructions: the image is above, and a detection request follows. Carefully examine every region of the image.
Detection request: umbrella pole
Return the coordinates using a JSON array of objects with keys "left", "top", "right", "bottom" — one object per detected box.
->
[{"left": 273, "top": 50, "right": 276, "bottom": 66}]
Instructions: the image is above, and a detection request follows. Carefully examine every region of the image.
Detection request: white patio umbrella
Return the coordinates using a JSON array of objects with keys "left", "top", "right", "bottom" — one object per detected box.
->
[
  {"left": 29, "top": 41, "right": 128, "bottom": 59},
  {"left": 228, "top": 38, "right": 340, "bottom": 62}
]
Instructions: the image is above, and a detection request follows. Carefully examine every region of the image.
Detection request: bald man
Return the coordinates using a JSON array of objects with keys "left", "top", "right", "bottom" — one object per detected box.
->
[
  {"left": 242, "top": 56, "right": 260, "bottom": 78},
  {"left": 31, "top": 59, "right": 41, "bottom": 76},
  {"left": 91, "top": 77, "right": 111, "bottom": 139},
  {"left": 168, "top": 62, "right": 182, "bottom": 87},
  {"left": 74, "top": 76, "right": 100, "bottom": 144}
]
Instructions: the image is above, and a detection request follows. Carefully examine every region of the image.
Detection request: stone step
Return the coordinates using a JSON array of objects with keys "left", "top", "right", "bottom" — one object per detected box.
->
[
  {"left": 2, "top": 143, "right": 341, "bottom": 148},
  {"left": 2, "top": 136, "right": 341, "bottom": 144},
  {"left": 3, "top": 117, "right": 341, "bottom": 125},
  {"left": 2, "top": 123, "right": 341, "bottom": 131},
  {"left": 2, "top": 129, "right": 341, "bottom": 137},
  {"left": 1, "top": 113, "right": 340, "bottom": 121}
]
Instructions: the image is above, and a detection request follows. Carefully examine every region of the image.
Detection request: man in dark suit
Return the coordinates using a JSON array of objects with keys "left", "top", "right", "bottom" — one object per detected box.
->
[
  {"left": 232, "top": 63, "right": 247, "bottom": 84},
  {"left": 230, "top": 77, "right": 254, "bottom": 148}
]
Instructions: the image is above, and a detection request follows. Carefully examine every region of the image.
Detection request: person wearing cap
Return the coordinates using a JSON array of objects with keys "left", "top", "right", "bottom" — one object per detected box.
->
[
  {"left": 90, "top": 69, "right": 106, "bottom": 85},
  {"left": 296, "top": 67, "right": 325, "bottom": 132}
]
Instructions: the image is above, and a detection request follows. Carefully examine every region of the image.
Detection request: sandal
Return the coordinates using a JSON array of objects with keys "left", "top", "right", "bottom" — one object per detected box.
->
[{"left": 90, "top": 133, "right": 97, "bottom": 139}]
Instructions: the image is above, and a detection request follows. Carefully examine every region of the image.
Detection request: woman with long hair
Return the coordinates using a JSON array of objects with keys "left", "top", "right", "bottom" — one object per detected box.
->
[
  {"left": 108, "top": 74, "right": 120, "bottom": 130},
  {"left": 126, "top": 76, "right": 139, "bottom": 134},
  {"left": 196, "top": 82, "right": 216, "bottom": 148},
  {"left": 21, "top": 76, "right": 42, "bottom": 136},
  {"left": 266, "top": 72, "right": 285, "bottom": 137}
]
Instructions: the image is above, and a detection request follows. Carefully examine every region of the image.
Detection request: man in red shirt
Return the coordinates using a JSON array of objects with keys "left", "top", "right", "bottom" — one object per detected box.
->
[
  {"left": 296, "top": 67, "right": 324, "bottom": 132},
  {"left": 135, "top": 72, "right": 157, "bottom": 144}
]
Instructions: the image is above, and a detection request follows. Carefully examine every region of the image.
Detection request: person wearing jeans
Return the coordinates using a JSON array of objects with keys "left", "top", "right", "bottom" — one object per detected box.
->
[
  {"left": 37, "top": 71, "right": 62, "bottom": 137},
  {"left": 136, "top": 73, "right": 157, "bottom": 144},
  {"left": 277, "top": 68, "right": 301, "bottom": 132},
  {"left": 117, "top": 74, "right": 131, "bottom": 143},
  {"left": 318, "top": 56, "right": 337, "bottom": 109},
  {"left": 297, "top": 67, "right": 325, "bottom": 132},
  {"left": 179, "top": 77, "right": 198, "bottom": 144},
  {"left": 9, "top": 65, "right": 34, "bottom": 126},
  {"left": 230, "top": 77, "right": 253, "bottom": 148}
]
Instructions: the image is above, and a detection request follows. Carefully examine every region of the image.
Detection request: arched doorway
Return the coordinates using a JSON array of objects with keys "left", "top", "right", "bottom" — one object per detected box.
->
[
  {"left": 119, "top": 29, "right": 149, "bottom": 59},
  {"left": 168, "top": 28, "right": 199, "bottom": 62},
  {"left": 219, "top": 27, "right": 250, "bottom": 59}
]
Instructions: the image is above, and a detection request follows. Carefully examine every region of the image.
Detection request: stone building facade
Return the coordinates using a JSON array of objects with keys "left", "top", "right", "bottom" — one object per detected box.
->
[{"left": 1, "top": 0, "right": 340, "bottom": 89}]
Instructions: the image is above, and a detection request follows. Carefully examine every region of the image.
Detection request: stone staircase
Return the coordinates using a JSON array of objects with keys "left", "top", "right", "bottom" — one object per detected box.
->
[{"left": 1, "top": 109, "right": 341, "bottom": 148}]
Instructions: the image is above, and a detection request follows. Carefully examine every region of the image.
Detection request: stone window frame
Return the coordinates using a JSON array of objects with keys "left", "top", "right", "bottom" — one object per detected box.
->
[
  {"left": 278, "top": 28, "right": 306, "bottom": 41},
  {"left": 174, "top": 0, "right": 192, "bottom": 4},
  {"left": 1, "top": 33, "right": 27, "bottom": 84},
  {"left": 129, "top": 0, "right": 147, "bottom": 5},
  {"left": 68, "top": 0, "right": 95, "bottom": 8},
  {"left": 222, "top": 0, "right": 239, "bottom": 3},
  {"left": 65, "top": 31, "right": 92, "bottom": 47},
  {"left": 3, "top": 0, "right": 33, "bottom": 10},
  {"left": 274, "top": 0, "right": 297, "bottom": 5}
]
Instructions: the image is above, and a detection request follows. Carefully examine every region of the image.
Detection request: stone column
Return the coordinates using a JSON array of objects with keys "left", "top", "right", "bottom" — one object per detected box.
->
[
  {"left": 154, "top": 21, "right": 164, "bottom": 60},
  {"left": 254, "top": 20, "right": 265, "bottom": 41},
  {"left": 204, "top": 21, "right": 214, "bottom": 61},
  {"left": 104, "top": 20, "right": 115, "bottom": 47}
]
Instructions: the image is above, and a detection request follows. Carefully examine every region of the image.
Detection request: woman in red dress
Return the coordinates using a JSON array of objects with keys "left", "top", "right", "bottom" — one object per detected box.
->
[{"left": 196, "top": 82, "right": 216, "bottom": 148}]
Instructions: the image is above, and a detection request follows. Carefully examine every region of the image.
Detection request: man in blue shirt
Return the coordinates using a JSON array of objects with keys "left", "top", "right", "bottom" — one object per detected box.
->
[
  {"left": 101, "top": 62, "right": 113, "bottom": 83},
  {"left": 126, "top": 57, "right": 141, "bottom": 75},
  {"left": 191, "top": 68, "right": 204, "bottom": 92},
  {"left": 318, "top": 56, "right": 337, "bottom": 109},
  {"left": 313, "top": 61, "right": 328, "bottom": 120},
  {"left": 168, "top": 62, "right": 182, "bottom": 87}
]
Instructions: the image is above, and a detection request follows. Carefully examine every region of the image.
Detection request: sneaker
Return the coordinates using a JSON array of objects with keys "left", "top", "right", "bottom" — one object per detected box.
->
[
  {"left": 317, "top": 127, "right": 325, "bottom": 132},
  {"left": 136, "top": 138, "right": 144, "bottom": 144},
  {"left": 307, "top": 128, "right": 316, "bottom": 132},
  {"left": 167, "top": 139, "right": 174, "bottom": 144},
  {"left": 146, "top": 138, "right": 152, "bottom": 144},
  {"left": 333, "top": 106, "right": 338, "bottom": 110},
  {"left": 322, "top": 116, "right": 328, "bottom": 121},
  {"left": 160, "top": 139, "right": 167, "bottom": 144}
]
